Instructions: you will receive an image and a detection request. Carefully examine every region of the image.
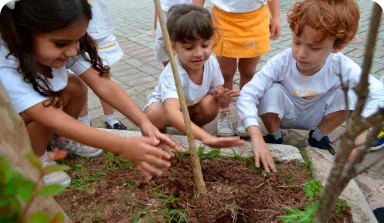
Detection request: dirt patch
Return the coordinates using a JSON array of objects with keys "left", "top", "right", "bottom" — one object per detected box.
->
[{"left": 56, "top": 153, "right": 352, "bottom": 222}]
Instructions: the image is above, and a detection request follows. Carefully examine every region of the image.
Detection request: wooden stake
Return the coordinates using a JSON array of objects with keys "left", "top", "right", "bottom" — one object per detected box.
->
[{"left": 152, "top": 0, "right": 207, "bottom": 194}]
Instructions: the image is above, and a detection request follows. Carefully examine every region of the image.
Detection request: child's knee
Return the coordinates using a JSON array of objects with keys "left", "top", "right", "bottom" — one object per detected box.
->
[
  {"left": 145, "top": 102, "right": 167, "bottom": 129},
  {"left": 66, "top": 74, "right": 88, "bottom": 100}
]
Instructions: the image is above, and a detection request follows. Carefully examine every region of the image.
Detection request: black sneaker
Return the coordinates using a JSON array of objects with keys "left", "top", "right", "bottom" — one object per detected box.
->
[
  {"left": 308, "top": 130, "right": 336, "bottom": 155},
  {"left": 373, "top": 207, "right": 384, "bottom": 223},
  {"left": 106, "top": 121, "right": 127, "bottom": 130},
  {"left": 263, "top": 134, "right": 283, "bottom": 144}
]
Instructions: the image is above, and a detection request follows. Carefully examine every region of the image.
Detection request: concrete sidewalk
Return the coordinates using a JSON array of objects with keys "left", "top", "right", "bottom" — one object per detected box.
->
[{"left": 87, "top": 0, "right": 384, "bottom": 211}]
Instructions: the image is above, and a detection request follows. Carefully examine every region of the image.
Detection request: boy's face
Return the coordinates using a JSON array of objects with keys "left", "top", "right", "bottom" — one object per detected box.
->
[
  {"left": 32, "top": 16, "right": 88, "bottom": 70},
  {"left": 292, "top": 26, "right": 340, "bottom": 76},
  {"left": 172, "top": 38, "right": 212, "bottom": 75}
]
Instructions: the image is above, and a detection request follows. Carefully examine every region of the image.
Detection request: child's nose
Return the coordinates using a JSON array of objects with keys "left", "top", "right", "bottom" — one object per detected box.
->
[
  {"left": 297, "top": 46, "right": 308, "bottom": 58},
  {"left": 65, "top": 42, "right": 80, "bottom": 57},
  {"left": 193, "top": 47, "right": 204, "bottom": 57}
]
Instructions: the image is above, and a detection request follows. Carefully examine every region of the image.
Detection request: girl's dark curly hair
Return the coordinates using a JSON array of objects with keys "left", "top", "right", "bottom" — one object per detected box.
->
[{"left": 0, "top": 0, "right": 110, "bottom": 107}]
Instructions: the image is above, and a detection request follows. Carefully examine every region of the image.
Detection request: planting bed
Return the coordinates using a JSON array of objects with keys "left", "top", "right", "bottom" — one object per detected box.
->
[{"left": 56, "top": 151, "right": 352, "bottom": 222}]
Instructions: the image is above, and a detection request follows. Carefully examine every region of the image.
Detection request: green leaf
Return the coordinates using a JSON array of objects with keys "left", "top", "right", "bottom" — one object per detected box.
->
[
  {"left": 26, "top": 153, "right": 43, "bottom": 172},
  {"left": 205, "top": 150, "right": 221, "bottom": 158},
  {"left": 51, "top": 212, "right": 65, "bottom": 223},
  {"left": 36, "top": 184, "right": 65, "bottom": 196},
  {"left": 26, "top": 211, "right": 51, "bottom": 223},
  {"left": 17, "top": 179, "right": 36, "bottom": 202},
  {"left": 43, "top": 164, "right": 70, "bottom": 175}
]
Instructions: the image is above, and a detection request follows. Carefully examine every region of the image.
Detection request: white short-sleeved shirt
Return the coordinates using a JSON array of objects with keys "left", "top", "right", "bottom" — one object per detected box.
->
[
  {"left": 237, "top": 48, "right": 384, "bottom": 128},
  {"left": 87, "top": 0, "right": 114, "bottom": 39},
  {"left": 0, "top": 42, "right": 92, "bottom": 113},
  {"left": 146, "top": 55, "right": 224, "bottom": 107},
  {"left": 161, "top": 0, "right": 193, "bottom": 12},
  {"left": 211, "top": 0, "right": 267, "bottom": 13}
]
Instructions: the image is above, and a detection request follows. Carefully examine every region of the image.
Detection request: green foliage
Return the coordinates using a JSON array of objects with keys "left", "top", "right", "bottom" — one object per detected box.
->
[
  {"left": 278, "top": 203, "right": 317, "bottom": 223},
  {"left": 303, "top": 180, "right": 323, "bottom": 201},
  {"left": 0, "top": 154, "right": 68, "bottom": 222},
  {"left": 197, "top": 144, "right": 221, "bottom": 160},
  {"left": 278, "top": 180, "right": 322, "bottom": 222}
]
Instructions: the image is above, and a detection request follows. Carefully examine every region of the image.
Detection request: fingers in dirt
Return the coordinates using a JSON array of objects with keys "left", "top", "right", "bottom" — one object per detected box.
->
[{"left": 140, "top": 162, "right": 164, "bottom": 180}]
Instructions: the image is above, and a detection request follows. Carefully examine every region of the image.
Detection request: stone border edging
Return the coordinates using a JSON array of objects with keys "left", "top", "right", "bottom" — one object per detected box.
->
[{"left": 305, "top": 147, "right": 378, "bottom": 223}]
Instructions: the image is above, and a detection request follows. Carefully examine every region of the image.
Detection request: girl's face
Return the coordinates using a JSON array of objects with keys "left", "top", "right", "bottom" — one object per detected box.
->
[
  {"left": 173, "top": 38, "right": 211, "bottom": 74},
  {"left": 32, "top": 16, "right": 89, "bottom": 70}
]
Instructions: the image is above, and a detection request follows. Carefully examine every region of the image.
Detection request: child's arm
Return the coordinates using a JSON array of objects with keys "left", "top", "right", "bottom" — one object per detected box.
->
[
  {"left": 247, "top": 126, "right": 277, "bottom": 173},
  {"left": 192, "top": 0, "right": 205, "bottom": 7},
  {"left": 23, "top": 102, "right": 177, "bottom": 180},
  {"left": 164, "top": 98, "right": 244, "bottom": 148},
  {"left": 268, "top": 0, "right": 282, "bottom": 40},
  {"left": 79, "top": 67, "right": 177, "bottom": 150}
]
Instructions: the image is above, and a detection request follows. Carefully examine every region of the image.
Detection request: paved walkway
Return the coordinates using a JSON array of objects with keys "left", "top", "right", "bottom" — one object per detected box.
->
[{"left": 87, "top": 0, "right": 384, "bottom": 211}]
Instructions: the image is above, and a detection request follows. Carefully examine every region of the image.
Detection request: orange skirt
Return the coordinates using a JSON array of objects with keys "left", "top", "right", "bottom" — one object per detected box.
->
[{"left": 212, "top": 5, "right": 270, "bottom": 58}]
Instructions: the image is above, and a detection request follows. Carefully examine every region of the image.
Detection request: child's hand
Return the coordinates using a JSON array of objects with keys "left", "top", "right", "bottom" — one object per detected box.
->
[
  {"left": 202, "top": 136, "right": 244, "bottom": 148},
  {"left": 213, "top": 87, "right": 240, "bottom": 105},
  {"left": 120, "top": 136, "right": 175, "bottom": 180},
  {"left": 269, "top": 16, "right": 282, "bottom": 40},
  {"left": 139, "top": 121, "right": 181, "bottom": 155},
  {"left": 251, "top": 137, "right": 277, "bottom": 173}
]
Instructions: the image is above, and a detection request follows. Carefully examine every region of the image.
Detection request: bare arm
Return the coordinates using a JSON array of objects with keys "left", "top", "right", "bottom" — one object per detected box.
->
[
  {"left": 24, "top": 102, "right": 175, "bottom": 180},
  {"left": 248, "top": 125, "right": 277, "bottom": 172},
  {"left": 268, "top": 0, "right": 282, "bottom": 40},
  {"left": 164, "top": 98, "right": 244, "bottom": 148},
  {"left": 79, "top": 67, "right": 178, "bottom": 151},
  {"left": 192, "top": 0, "right": 205, "bottom": 7}
]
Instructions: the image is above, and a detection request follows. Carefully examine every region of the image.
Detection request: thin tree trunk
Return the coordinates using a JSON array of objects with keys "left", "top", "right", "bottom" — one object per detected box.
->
[
  {"left": 152, "top": 0, "right": 207, "bottom": 194},
  {"left": 314, "top": 3, "right": 382, "bottom": 222},
  {"left": 0, "top": 82, "right": 71, "bottom": 222}
]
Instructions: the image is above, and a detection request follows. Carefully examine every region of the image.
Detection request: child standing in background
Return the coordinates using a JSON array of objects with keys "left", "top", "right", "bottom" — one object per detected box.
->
[
  {"left": 193, "top": 0, "right": 282, "bottom": 137},
  {"left": 145, "top": 4, "right": 244, "bottom": 148},
  {"left": 78, "top": 0, "right": 127, "bottom": 130},
  {"left": 155, "top": 0, "right": 193, "bottom": 67},
  {"left": 0, "top": 0, "right": 179, "bottom": 186},
  {"left": 237, "top": 0, "right": 384, "bottom": 172}
]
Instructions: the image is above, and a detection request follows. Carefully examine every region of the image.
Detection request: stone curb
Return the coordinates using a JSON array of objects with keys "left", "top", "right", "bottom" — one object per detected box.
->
[
  {"left": 305, "top": 147, "right": 378, "bottom": 223},
  {"left": 99, "top": 129, "right": 376, "bottom": 222}
]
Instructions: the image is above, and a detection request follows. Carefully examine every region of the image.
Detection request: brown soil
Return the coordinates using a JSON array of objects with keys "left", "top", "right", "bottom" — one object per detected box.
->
[{"left": 56, "top": 153, "right": 352, "bottom": 222}]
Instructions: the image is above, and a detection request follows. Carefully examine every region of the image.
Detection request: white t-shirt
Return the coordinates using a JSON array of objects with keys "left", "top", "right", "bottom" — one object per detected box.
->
[
  {"left": 146, "top": 55, "right": 224, "bottom": 106},
  {"left": 87, "top": 0, "right": 114, "bottom": 39},
  {"left": 211, "top": 0, "right": 267, "bottom": 13},
  {"left": 0, "top": 42, "right": 92, "bottom": 113},
  {"left": 161, "top": 0, "right": 193, "bottom": 12},
  {"left": 237, "top": 48, "right": 384, "bottom": 128}
]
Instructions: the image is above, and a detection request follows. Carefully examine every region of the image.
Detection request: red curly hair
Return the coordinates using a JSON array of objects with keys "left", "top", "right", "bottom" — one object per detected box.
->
[{"left": 288, "top": 0, "right": 360, "bottom": 50}]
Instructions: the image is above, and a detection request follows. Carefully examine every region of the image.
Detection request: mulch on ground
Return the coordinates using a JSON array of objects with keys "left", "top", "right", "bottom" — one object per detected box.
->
[{"left": 56, "top": 152, "right": 352, "bottom": 222}]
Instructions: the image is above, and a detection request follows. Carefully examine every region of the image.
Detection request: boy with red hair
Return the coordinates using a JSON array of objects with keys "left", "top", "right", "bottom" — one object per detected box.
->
[{"left": 237, "top": 0, "right": 384, "bottom": 172}]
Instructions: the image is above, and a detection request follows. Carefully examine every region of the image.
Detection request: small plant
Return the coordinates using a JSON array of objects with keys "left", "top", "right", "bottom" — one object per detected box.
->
[
  {"left": 0, "top": 150, "right": 69, "bottom": 223},
  {"left": 278, "top": 179, "right": 349, "bottom": 223}
]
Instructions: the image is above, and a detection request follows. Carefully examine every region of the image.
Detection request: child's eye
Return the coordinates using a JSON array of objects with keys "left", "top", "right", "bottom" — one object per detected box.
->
[
  {"left": 55, "top": 43, "right": 68, "bottom": 48},
  {"left": 202, "top": 44, "right": 209, "bottom": 48},
  {"left": 311, "top": 47, "right": 321, "bottom": 51},
  {"left": 184, "top": 47, "right": 193, "bottom": 50}
]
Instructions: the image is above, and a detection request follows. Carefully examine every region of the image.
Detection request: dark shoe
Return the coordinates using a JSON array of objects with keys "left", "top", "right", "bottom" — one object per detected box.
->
[
  {"left": 308, "top": 130, "right": 336, "bottom": 155},
  {"left": 263, "top": 134, "right": 283, "bottom": 144},
  {"left": 106, "top": 121, "right": 127, "bottom": 130},
  {"left": 373, "top": 207, "right": 384, "bottom": 223},
  {"left": 371, "top": 129, "right": 384, "bottom": 151}
]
